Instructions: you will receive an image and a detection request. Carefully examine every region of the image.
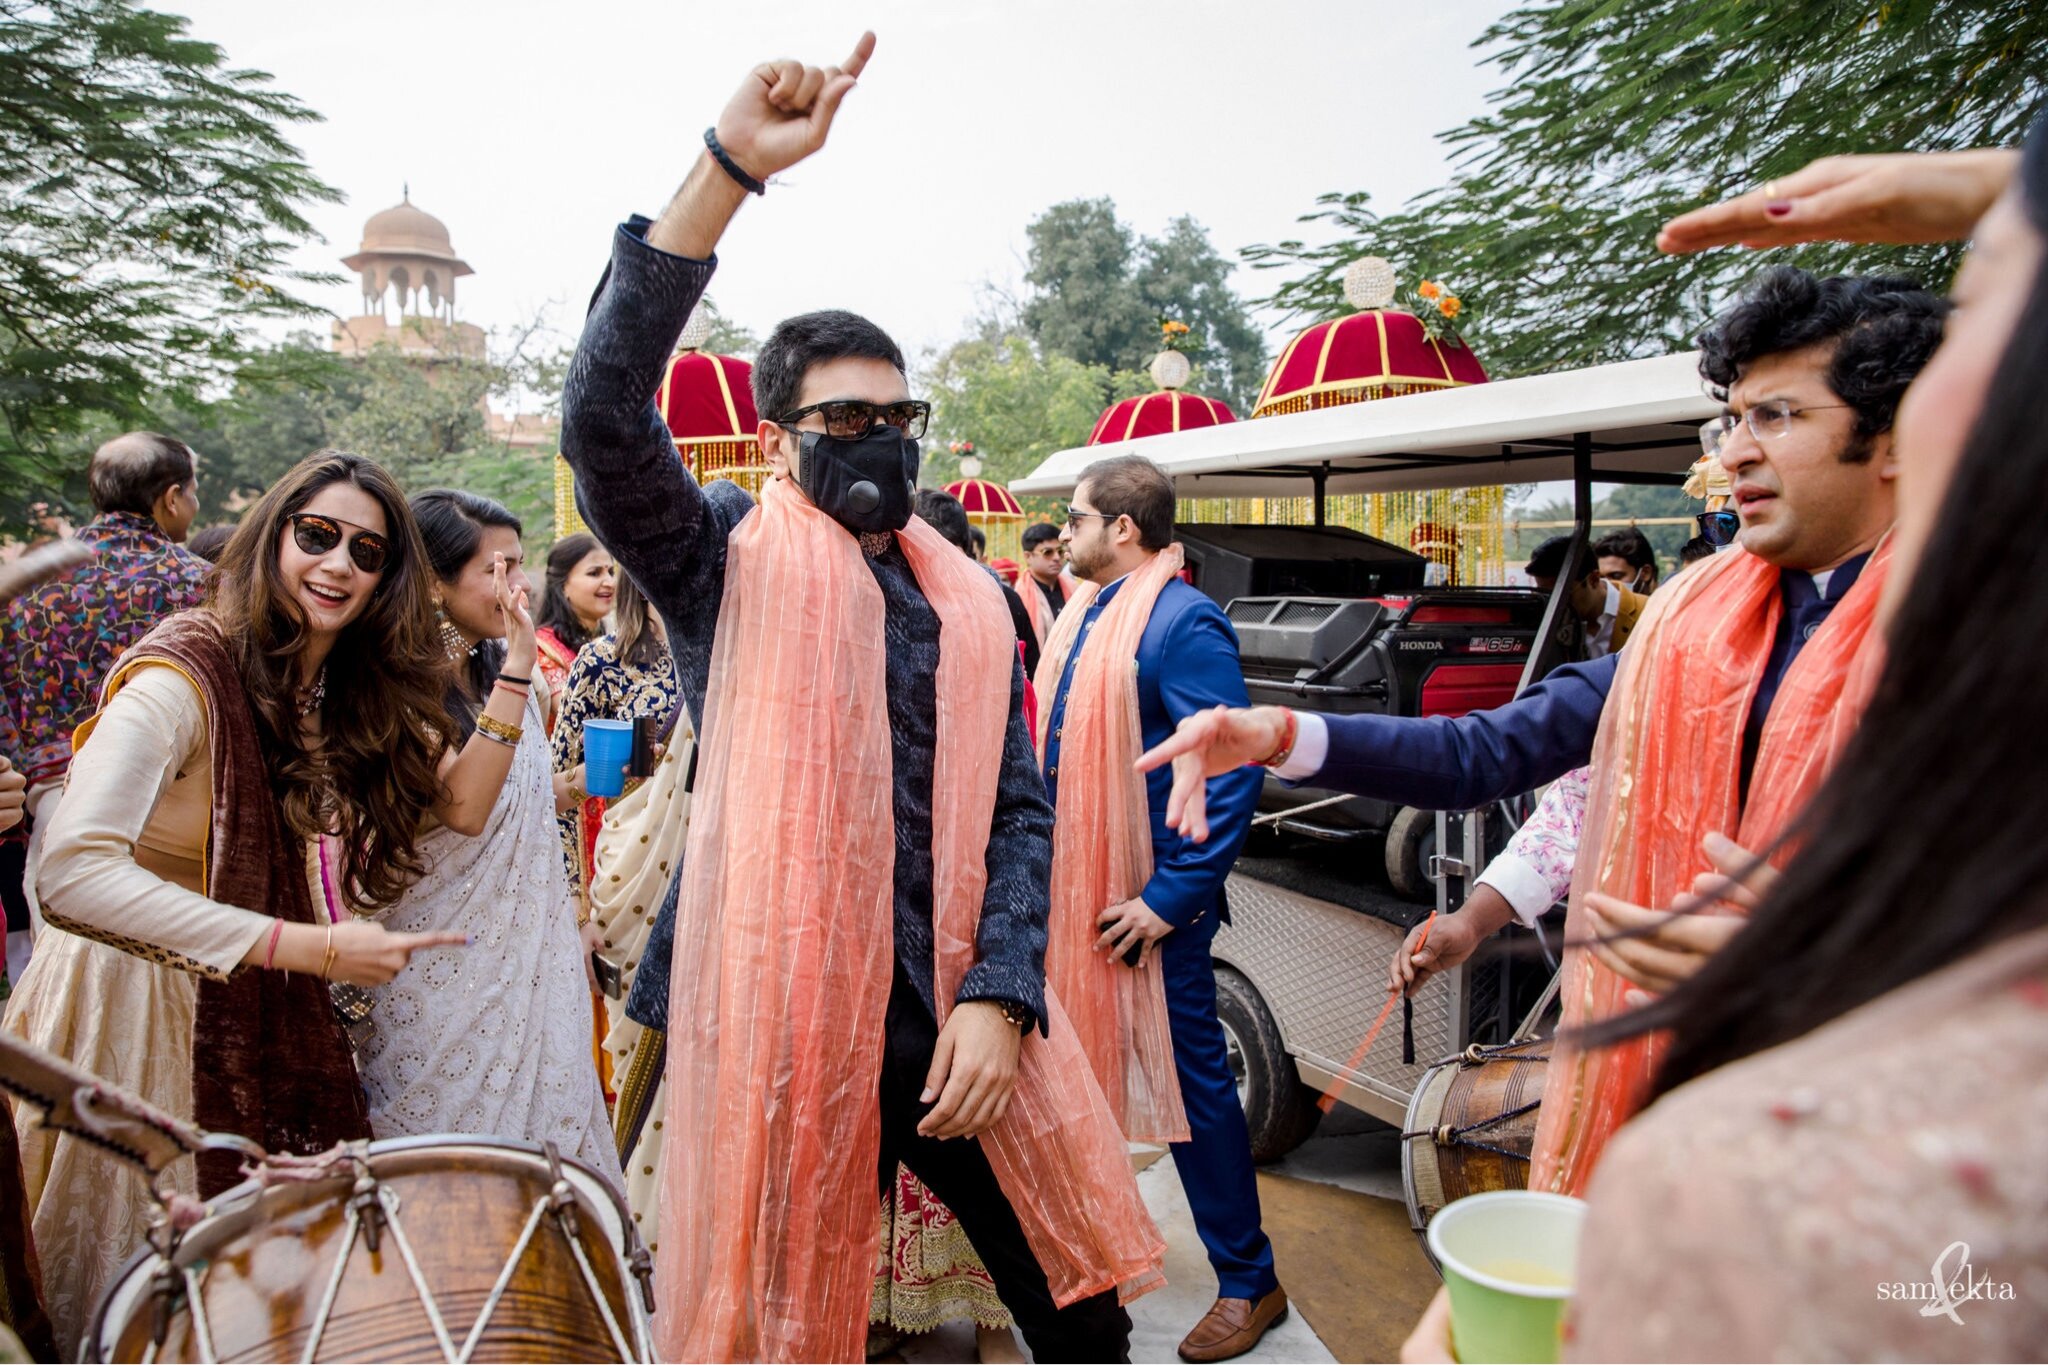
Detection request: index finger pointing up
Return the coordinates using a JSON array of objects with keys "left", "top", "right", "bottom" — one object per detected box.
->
[{"left": 842, "top": 30, "right": 876, "bottom": 78}]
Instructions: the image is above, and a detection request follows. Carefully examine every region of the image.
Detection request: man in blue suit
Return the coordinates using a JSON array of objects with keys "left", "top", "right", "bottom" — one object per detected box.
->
[
  {"left": 1141, "top": 269, "right": 1948, "bottom": 999},
  {"left": 1039, "top": 454, "right": 1281, "bottom": 1363}
]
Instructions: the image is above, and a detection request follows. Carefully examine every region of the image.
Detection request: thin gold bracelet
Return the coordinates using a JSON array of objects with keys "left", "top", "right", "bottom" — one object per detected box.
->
[{"left": 475, "top": 713, "right": 523, "bottom": 746}]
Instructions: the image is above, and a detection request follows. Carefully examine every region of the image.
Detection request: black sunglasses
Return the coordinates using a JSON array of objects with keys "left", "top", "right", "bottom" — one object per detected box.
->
[
  {"left": 1695, "top": 509, "right": 1741, "bottom": 548},
  {"left": 289, "top": 511, "right": 392, "bottom": 574},
  {"left": 1064, "top": 506, "right": 1121, "bottom": 528},
  {"left": 775, "top": 398, "right": 932, "bottom": 441}
]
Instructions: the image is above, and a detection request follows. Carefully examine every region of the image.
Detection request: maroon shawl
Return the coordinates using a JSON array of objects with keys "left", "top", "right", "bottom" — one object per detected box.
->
[{"left": 107, "top": 612, "right": 369, "bottom": 1194}]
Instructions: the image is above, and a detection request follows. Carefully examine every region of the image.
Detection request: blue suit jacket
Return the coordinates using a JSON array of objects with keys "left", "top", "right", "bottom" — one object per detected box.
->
[
  {"left": 1310, "top": 652, "right": 1619, "bottom": 812},
  {"left": 1043, "top": 576, "right": 1261, "bottom": 928},
  {"left": 1306, "top": 554, "right": 1875, "bottom": 811}
]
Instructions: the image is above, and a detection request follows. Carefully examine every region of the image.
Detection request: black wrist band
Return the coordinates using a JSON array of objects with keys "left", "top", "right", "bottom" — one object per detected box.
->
[
  {"left": 704, "top": 127, "right": 766, "bottom": 195},
  {"left": 496, "top": 671, "right": 532, "bottom": 685}
]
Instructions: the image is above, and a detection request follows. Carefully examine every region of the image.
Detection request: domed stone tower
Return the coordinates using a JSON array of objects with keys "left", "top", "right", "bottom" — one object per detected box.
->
[{"left": 332, "top": 189, "right": 485, "bottom": 360}]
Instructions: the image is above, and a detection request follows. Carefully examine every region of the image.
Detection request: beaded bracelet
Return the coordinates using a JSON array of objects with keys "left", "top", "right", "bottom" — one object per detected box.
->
[
  {"left": 1254, "top": 708, "right": 1301, "bottom": 769},
  {"left": 475, "top": 713, "right": 523, "bottom": 746}
]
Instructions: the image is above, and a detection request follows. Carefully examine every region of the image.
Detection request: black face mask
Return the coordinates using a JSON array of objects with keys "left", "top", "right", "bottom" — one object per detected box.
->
[{"left": 796, "top": 426, "right": 919, "bottom": 535}]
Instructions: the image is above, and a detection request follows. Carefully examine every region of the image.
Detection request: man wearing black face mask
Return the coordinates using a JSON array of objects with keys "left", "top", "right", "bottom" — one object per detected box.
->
[{"left": 559, "top": 33, "right": 1161, "bottom": 1363}]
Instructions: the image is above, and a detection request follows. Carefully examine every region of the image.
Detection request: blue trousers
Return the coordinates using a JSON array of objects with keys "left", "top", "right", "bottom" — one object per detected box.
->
[{"left": 1161, "top": 914, "right": 1279, "bottom": 1300}]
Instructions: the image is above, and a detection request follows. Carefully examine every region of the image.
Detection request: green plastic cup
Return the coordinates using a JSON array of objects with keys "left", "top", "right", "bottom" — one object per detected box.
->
[{"left": 1426, "top": 1190, "right": 1586, "bottom": 1363}]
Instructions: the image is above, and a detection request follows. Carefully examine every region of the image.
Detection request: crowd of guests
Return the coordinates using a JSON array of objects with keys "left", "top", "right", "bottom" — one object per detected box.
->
[{"left": 0, "top": 27, "right": 2043, "bottom": 1365}]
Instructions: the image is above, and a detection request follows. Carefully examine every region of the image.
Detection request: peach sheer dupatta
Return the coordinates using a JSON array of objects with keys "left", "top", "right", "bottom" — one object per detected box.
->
[
  {"left": 1031, "top": 548, "right": 1191, "bottom": 1144},
  {"left": 1529, "top": 542, "right": 1892, "bottom": 1196},
  {"left": 654, "top": 479, "right": 1164, "bottom": 1362}
]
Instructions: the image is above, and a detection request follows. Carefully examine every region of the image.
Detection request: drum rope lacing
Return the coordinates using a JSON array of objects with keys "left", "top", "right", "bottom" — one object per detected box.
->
[{"left": 1400, "top": 1044, "right": 1549, "bottom": 1163}]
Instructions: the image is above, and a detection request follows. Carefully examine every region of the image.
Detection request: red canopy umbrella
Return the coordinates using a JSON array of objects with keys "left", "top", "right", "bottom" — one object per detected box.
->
[
  {"left": 556, "top": 304, "right": 763, "bottom": 534},
  {"left": 1252, "top": 257, "right": 1487, "bottom": 419}
]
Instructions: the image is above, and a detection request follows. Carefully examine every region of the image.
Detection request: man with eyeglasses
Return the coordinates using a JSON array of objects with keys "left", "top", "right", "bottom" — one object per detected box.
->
[
  {"left": 1140, "top": 266, "right": 1945, "bottom": 1192},
  {"left": 1035, "top": 456, "right": 1282, "bottom": 1363},
  {"left": 1017, "top": 521, "right": 1074, "bottom": 649},
  {"left": 557, "top": 34, "right": 1159, "bottom": 1362}
]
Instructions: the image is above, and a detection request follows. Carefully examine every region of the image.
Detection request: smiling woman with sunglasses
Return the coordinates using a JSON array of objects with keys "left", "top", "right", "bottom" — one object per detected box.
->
[{"left": 6, "top": 451, "right": 467, "bottom": 1356}]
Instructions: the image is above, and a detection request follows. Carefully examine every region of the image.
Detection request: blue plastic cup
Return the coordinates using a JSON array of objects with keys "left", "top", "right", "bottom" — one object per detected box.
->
[{"left": 583, "top": 719, "right": 633, "bottom": 798}]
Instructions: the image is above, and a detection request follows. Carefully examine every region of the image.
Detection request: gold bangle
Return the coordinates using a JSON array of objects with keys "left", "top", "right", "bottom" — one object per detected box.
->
[
  {"left": 475, "top": 713, "right": 523, "bottom": 746},
  {"left": 319, "top": 923, "right": 338, "bottom": 980}
]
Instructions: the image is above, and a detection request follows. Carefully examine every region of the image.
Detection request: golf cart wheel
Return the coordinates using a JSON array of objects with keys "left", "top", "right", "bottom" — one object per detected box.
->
[
  {"left": 1214, "top": 966, "right": 1323, "bottom": 1162},
  {"left": 1384, "top": 805, "right": 1438, "bottom": 901}
]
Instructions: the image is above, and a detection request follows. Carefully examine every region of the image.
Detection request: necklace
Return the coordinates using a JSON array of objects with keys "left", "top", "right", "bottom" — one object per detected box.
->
[{"left": 296, "top": 665, "right": 327, "bottom": 718}]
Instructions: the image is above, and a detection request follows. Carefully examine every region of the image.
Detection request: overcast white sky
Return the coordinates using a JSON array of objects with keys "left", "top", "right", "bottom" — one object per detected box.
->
[{"left": 169, "top": 0, "right": 1513, "bottom": 368}]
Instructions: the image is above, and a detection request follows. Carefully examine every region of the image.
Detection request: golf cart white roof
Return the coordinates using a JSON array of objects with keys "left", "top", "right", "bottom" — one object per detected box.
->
[{"left": 1011, "top": 351, "right": 1723, "bottom": 499}]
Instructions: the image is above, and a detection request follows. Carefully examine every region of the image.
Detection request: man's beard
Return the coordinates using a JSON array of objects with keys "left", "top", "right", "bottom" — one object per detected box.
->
[{"left": 1068, "top": 539, "right": 1110, "bottom": 582}]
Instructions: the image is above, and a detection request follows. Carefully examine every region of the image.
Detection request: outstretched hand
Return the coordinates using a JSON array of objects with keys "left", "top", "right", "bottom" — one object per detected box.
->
[
  {"left": 1657, "top": 150, "right": 2017, "bottom": 254},
  {"left": 714, "top": 32, "right": 876, "bottom": 184},
  {"left": 1135, "top": 705, "right": 1291, "bottom": 844}
]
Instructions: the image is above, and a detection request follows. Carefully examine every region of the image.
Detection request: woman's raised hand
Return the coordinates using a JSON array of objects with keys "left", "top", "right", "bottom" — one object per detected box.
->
[
  {"left": 495, "top": 552, "right": 537, "bottom": 676},
  {"left": 1657, "top": 150, "right": 2018, "bottom": 254}
]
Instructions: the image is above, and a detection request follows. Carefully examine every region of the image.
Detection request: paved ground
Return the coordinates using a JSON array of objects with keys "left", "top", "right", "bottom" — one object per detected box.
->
[{"left": 889, "top": 1105, "right": 1441, "bottom": 1364}]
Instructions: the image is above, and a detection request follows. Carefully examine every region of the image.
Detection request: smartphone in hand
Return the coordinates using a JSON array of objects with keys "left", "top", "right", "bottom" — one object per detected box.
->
[
  {"left": 628, "top": 715, "right": 660, "bottom": 779},
  {"left": 591, "top": 951, "right": 624, "bottom": 999},
  {"left": 1098, "top": 920, "right": 1143, "bottom": 968}
]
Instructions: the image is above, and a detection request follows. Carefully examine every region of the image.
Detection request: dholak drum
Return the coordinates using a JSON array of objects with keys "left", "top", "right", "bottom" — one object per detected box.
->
[
  {"left": 1401, "top": 1039, "right": 1548, "bottom": 1270},
  {"left": 90, "top": 1136, "right": 653, "bottom": 1363}
]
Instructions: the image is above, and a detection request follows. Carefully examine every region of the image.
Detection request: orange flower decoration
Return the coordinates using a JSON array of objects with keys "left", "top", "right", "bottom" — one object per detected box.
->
[
  {"left": 1440, "top": 296, "right": 1463, "bottom": 319},
  {"left": 1417, "top": 280, "right": 1442, "bottom": 300}
]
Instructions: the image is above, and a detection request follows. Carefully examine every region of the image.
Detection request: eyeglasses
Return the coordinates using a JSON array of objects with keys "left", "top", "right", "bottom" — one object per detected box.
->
[
  {"left": 775, "top": 399, "right": 932, "bottom": 441},
  {"left": 1695, "top": 509, "right": 1741, "bottom": 548},
  {"left": 1064, "top": 507, "right": 1121, "bottom": 529},
  {"left": 1712, "top": 400, "right": 1851, "bottom": 445},
  {"left": 289, "top": 512, "right": 392, "bottom": 574}
]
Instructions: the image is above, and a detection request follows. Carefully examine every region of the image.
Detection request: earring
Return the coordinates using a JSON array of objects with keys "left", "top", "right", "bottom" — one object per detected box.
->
[{"left": 435, "top": 605, "right": 469, "bottom": 662}]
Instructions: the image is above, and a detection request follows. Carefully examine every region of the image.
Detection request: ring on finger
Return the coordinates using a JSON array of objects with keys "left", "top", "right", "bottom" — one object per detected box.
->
[{"left": 1761, "top": 179, "right": 1779, "bottom": 199}]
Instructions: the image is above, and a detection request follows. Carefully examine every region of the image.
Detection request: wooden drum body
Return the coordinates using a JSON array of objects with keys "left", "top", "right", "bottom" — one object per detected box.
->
[
  {"left": 1401, "top": 1040, "right": 1548, "bottom": 1269},
  {"left": 91, "top": 1137, "right": 652, "bottom": 1364}
]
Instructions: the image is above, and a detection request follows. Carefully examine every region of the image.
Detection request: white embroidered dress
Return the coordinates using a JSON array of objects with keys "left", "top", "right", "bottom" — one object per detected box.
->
[{"left": 353, "top": 691, "right": 622, "bottom": 1191}]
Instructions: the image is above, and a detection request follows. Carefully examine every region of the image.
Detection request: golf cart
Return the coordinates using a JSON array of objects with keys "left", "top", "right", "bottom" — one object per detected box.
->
[{"left": 1013, "top": 351, "right": 1718, "bottom": 1159}]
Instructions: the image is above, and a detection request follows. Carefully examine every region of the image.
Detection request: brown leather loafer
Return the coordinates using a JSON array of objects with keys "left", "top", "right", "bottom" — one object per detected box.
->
[{"left": 1177, "top": 1286, "right": 1289, "bottom": 1362}]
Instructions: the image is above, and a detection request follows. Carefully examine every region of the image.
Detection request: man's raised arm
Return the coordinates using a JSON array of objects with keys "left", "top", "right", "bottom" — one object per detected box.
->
[{"left": 558, "top": 34, "right": 875, "bottom": 628}]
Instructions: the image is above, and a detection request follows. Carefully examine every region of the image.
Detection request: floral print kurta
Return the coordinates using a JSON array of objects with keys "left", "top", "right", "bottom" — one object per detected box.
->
[
  {"left": 548, "top": 633, "right": 681, "bottom": 894},
  {"left": 0, "top": 514, "right": 209, "bottom": 786}
]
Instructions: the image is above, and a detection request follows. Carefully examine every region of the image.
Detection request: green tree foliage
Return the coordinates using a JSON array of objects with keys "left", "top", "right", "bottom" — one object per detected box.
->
[
  {"left": 1506, "top": 483, "right": 1699, "bottom": 571},
  {"left": 918, "top": 335, "right": 1112, "bottom": 497},
  {"left": 1245, "top": 1, "right": 2048, "bottom": 379},
  {"left": 1023, "top": 199, "right": 1267, "bottom": 411},
  {"left": 692, "top": 295, "right": 760, "bottom": 357},
  {"left": 0, "top": 0, "right": 340, "bottom": 534},
  {"left": 151, "top": 335, "right": 363, "bottom": 521},
  {"left": 147, "top": 320, "right": 568, "bottom": 552}
]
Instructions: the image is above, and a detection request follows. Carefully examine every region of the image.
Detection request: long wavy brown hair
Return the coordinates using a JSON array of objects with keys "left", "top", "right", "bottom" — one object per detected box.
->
[{"left": 207, "top": 450, "right": 453, "bottom": 908}]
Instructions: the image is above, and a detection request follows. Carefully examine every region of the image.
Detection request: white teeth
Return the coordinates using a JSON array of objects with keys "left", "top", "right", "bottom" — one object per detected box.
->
[{"left": 307, "top": 584, "right": 347, "bottom": 603}]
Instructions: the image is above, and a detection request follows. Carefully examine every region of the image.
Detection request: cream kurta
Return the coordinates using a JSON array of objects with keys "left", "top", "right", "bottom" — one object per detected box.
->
[{"left": 4, "top": 663, "right": 269, "bottom": 1357}]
